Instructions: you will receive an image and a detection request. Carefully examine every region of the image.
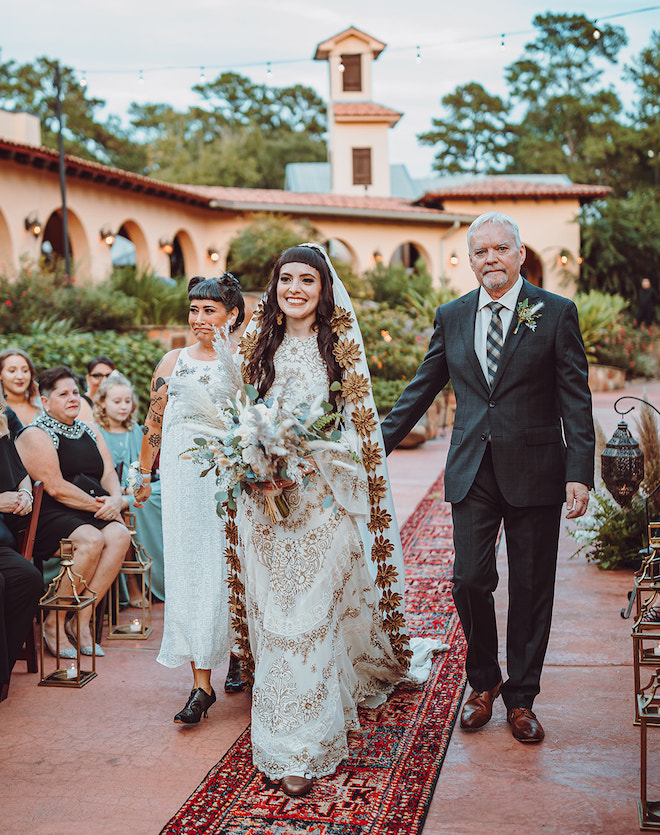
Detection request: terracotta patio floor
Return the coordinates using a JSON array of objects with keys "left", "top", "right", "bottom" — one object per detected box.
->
[{"left": 1, "top": 380, "right": 657, "bottom": 834}]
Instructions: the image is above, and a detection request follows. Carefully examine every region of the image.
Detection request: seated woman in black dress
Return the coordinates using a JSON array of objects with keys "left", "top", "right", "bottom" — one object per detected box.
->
[
  {"left": 16, "top": 366, "right": 130, "bottom": 658},
  {"left": 0, "top": 390, "right": 42, "bottom": 701}
]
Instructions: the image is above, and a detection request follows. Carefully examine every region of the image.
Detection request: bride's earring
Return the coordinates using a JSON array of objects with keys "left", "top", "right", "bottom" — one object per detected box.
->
[{"left": 276, "top": 311, "right": 283, "bottom": 326}]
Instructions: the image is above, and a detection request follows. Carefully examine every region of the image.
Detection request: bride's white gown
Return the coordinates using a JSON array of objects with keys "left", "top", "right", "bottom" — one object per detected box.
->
[
  {"left": 157, "top": 346, "right": 230, "bottom": 670},
  {"left": 238, "top": 336, "right": 405, "bottom": 780}
]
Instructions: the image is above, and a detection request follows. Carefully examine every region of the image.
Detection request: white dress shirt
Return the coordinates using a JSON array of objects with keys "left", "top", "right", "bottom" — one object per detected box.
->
[{"left": 474, "top": 275, "right": 523, "bottom": 384}]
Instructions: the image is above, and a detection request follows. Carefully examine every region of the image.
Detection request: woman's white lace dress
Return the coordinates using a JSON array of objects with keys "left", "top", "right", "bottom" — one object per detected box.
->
[
  {"left": 157, "top": 346, "right": 230, "bottom": 670},
  {"left": 238, "top": 335, "right": 405, "bottom": 780}
]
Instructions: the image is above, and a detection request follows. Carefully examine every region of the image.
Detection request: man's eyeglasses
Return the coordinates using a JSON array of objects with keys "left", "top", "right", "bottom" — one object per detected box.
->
[{"left": 89, "top": 372, "right": 112, "bottom": 379}]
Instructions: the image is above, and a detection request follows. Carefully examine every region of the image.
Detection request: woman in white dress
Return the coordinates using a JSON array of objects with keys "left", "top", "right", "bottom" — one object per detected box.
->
[
  {"left": 133, "top": 274, "right": 246, "bottom": 723},
  {"left": 236, "top": 245, "right": 415, "bottom": 797}
]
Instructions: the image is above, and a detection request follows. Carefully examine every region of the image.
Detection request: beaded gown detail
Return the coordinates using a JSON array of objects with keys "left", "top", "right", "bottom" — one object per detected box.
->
[
  {"left": 238, "top": 335, "right": 405, "bottom": 780},
  {"left": 157, "top": 347, "right": 230, "bottom": 669}
]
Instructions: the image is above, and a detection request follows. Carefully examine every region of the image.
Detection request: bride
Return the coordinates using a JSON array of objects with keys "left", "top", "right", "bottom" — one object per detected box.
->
[{"left": 235, "top": 244, "right": 419, "bottom": 797}]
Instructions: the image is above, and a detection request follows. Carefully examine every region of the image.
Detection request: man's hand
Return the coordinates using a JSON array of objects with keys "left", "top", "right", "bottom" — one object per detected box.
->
[{"left": 565, "top": 482, "right": 590, "bottom": 519}]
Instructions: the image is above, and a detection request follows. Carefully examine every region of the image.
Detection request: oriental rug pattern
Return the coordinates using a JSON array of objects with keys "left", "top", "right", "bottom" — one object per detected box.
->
[{"left": 161, "top": 472, "right": 466, "bottom": 835}]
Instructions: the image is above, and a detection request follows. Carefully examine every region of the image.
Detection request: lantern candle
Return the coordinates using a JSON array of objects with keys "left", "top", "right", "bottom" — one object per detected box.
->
[
  {"left": 129, "top": 618, "right": 141, "bottom": 633},
  {"left": 654, "top": 642, "right": 660, "bottom": 657},
  {"left": 66, "top": 660, "right": 77, "bottom": 679}
]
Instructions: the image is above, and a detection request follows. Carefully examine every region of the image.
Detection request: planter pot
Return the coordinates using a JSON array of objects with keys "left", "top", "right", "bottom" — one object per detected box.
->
[{"left": 588, "top": 364, "right": 626, "bottom": 393}]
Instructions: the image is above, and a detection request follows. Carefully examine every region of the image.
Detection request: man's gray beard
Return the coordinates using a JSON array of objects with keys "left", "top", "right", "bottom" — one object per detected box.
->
[{"left": 482, "top": 274, "right": 508, "bottom": 291}]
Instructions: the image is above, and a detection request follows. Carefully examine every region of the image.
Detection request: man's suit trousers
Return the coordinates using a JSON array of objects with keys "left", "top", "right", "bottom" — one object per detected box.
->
[{"left": 451, "top": 445, "right": 562, "bottom": 709}]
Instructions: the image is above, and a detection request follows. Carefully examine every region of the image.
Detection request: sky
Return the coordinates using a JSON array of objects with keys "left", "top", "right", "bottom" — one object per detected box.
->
[{"left": 2, "top": 1, "right": 659, "bottom": 179}]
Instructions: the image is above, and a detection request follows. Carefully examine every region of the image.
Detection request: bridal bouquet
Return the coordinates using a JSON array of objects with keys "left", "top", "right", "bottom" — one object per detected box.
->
[{"left": 178, "top": 329, "right": 355, "bottom": 522}]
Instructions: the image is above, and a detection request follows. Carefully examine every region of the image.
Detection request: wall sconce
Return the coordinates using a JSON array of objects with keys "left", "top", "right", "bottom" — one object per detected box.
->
[
  {"left": 100, "top": 228, "right": 115, "bottom": 247},
  {"left": 159, "top": 238, "right": 174, "bottom": 255},
  {"left": 449, "top": 252, "right": 459, "bottom": 266},
  {"left": 558, "top": 249, "right": 570, "bottom": 267},
  {"left": 24, "top": 216, "right": 42, "bottom": 237},
  {"left": 373, "top": 249, "right": 383, "bottom": 264},
  {"left": 207, "top": 247, "right": 220, "bottom": 263}
]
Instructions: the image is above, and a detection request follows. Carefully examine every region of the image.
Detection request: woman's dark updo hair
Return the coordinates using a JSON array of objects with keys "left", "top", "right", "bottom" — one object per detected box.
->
[
  {"left": 247, "top": 245, "right": 342, "bottom": 408},
  {"left": 187, "top": 272, "right": 245, "bottom": 333}
]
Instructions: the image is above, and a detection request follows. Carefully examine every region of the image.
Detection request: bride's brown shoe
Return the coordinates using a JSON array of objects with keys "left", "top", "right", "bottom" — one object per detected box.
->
[{"left": 280, "top": 775, "right": 313, "bottom": 797}]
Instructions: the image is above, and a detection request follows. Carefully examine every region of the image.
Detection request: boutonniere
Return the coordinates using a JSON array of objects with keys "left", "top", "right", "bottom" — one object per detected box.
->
[{"left": 513, "top": 299, "right": 544, "bottom": 333}]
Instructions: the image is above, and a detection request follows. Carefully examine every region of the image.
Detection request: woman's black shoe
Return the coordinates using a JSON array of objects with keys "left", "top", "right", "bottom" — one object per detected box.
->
[
  {"left": 173, "top": 687, "right": 216, "bottom": 724},
  {"left": 224, "top": 653, "right": 246, "bottom": 693}
]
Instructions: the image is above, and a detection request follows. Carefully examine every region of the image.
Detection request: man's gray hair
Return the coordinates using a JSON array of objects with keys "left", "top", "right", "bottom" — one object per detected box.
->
[{"left": 467, "top": 211, "right": 521, "bottom": 251}]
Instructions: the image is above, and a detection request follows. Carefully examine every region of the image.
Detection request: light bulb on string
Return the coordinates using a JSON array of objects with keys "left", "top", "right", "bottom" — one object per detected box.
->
[
  {"left": 199, "top": 66, "right": 206, "bottom": 83},
  {"left": 80, "top": 71, "right": 87, "bottom": 89},
  {"left": 138, "top": 69, "right": 144, "bottom": 85},
  {"left": 338, "top": 58, "right": 345, "bottom": 73},
  {"left": 500, "top": 33, "right": 506, "bottom": 50},
  {"left": 592, "top": 20, "right": 601, "bottom": 39},
  {"left": 266, "top": 61, "right": 272, "bottom": 80},
  {"left": 415, "top": 45, "right": 421, "bottom": 65}
]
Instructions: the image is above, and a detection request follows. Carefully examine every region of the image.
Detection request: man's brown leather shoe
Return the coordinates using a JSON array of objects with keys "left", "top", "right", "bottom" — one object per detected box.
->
[
  {"left": 507, "top": 707, "right": 545, "bottom": 742},
  {"left": 281, "top": 775, "right": 314, "bottom": 797},
  {"left": 460, "top": 680, "right": 502, "bottom": 730}
]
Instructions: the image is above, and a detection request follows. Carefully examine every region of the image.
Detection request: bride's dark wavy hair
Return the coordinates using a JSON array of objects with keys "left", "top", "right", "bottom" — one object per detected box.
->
[
  {"left": 187, "top": 272, "right": 245, "bottom": 332},
  {"left": 247, "top": 246, "right": 342, "bottom": 408}
]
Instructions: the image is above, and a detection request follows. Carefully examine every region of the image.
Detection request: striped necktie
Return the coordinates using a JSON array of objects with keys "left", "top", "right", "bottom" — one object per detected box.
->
[{"left": 486, "top": 302, "right": 504, "bottom": 387}]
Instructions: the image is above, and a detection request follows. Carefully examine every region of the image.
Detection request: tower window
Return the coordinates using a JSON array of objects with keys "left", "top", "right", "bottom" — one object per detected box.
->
[
  {"left": 352, "top": 148, "right": 372, "bottom": 185},
  {"left": 341, "top": 54, "right": 362, "bottom": 92}
]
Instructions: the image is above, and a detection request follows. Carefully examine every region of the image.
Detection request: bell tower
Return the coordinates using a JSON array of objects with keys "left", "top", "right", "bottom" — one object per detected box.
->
[{"left": 314, "top": 27, "right": 402, "bottom": 197}]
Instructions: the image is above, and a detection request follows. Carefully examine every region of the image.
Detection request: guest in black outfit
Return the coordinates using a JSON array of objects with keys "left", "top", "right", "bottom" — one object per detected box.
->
[
  {"left": 16, "top": 366, "right": 130, "bottom": 659},
  {"left": 0, "top": 390, "right": 42, "bottom": 702},
  {"left": 636, "top": 278, "right": 656, "bottom": 328}
]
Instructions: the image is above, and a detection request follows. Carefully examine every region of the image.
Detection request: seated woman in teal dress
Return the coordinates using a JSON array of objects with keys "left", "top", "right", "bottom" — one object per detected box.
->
[{"left": 93, "top": 372, "right": 164, "bottom": 602}]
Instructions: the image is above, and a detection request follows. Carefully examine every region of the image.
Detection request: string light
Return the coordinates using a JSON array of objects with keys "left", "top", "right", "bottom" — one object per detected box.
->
[
  {"left": 80, "top": 71, "right": 87, "bottom": 89},
  {"left": 199, "top": 66, "right": 206, "bottom": 83},
  {"left": 266, "top": 61, "right": 272, "bottom": 79},
  {"left": 58, "top": 6, "right": 659, "bottom": 86}
]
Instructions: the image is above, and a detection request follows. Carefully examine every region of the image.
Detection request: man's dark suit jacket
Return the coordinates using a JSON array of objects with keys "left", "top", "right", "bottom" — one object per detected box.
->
[{"left": 381, "top": 278, "right": 595, "bottom": 507}]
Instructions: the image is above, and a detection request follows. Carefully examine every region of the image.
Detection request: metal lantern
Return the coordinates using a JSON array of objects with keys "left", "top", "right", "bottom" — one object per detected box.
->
[
  {"left": 39, "top": 539, "right": 97, "bottom": 688},
  {"left": 637, "top": 668, "right": 660, "bottom": 829},
  {"left": 107, "top": 512, "right": 153, "bottom": 640},
  {"left": 601, "top": 420, "right": 644, "bottom": 507}
]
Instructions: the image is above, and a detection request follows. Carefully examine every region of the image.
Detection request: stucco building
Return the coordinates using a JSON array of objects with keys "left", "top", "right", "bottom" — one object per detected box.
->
[{"left": 0, "top": 26, "right": 609, "bottom": 297}]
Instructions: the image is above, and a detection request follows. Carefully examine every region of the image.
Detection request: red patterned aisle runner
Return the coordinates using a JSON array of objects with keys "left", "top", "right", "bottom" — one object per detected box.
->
[{"left": 161, "top": 472, "right": 466, "bottom": 835}]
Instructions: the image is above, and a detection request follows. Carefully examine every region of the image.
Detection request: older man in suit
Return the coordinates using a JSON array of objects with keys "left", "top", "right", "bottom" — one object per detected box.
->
[{"left": 381, "top": 211, "right": 594, "bottom": 743}]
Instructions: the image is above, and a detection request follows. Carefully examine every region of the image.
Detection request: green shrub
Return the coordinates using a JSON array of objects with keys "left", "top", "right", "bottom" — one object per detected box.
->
[
  {"left": 357, "top": 303, "right": 431, "bottom": 385},
  {"left": 226, "top": 214, "right": 320, "bottom": 291},
  {"left": 574, "top": 290, "right": 628, "bottom": 360},
  {"left": 371, "top": 378, "right": 410, "bottom": 413},
  {"left": 590, "top": 319, "right": 660, "bottom": 377},
  {"left": 0, "top": 327, "right": 163, "bottom": 418},
  {"left": 569, "top": 490, "right": 647, "bottom": 569},
  {"left": 363, "top": 259, "right": 433, "bottom": 308},
  {"left": 109, "top": 266, "right": 190, "bottom": 325}
]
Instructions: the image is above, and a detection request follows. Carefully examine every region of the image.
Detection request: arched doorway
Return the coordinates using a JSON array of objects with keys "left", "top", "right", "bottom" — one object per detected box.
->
[
  {"left": 324, "top": 237, "right": 357, "bottom": 270},
  {"left": 522, "top": 245, "right": 543, "bottom": 287},
  {"left": 42, "top": 211, "right": 71, "bottom": 265},
  {"left": 390, "top": 240, "right": 430, "bottom": 273},
  {"left": 0, "top": 209, "right": 13, "bottom": 274},
  {"left": 116, "top": 221, "right": 148, "bottom": 268},
  {"left": 41, "top": 209, "right": 88, "bottom": 275}
]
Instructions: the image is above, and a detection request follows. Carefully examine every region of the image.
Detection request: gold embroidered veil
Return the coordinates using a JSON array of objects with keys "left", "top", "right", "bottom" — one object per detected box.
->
[{"left": 238, "top": 242, "right": 412, "bottom": 669}]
